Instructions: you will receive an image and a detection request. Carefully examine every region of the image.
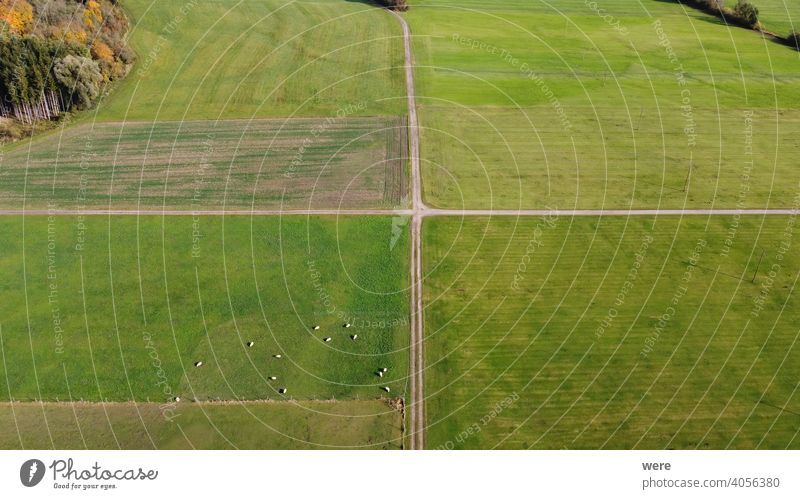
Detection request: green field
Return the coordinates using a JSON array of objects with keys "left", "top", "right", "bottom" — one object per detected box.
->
[
  {"left": 4, "top": 0, "right": 800, "bottom": 453},
  {"left": 408, "top": 0, "right": 800, "bottom": 208},
  {"left": 423, "top": 215, "right": 800, "bottom": 449},
  {"left": 0, "top": 216, "right": 409, "bottom": 404},
  {"left": 97, "top": 0, "right": 405, "bottom": 120},
  {"left": 0, "top": 400, "right": 402, "bottom": 449},
  {"left": 751, "top": 0, "right": 800, "bottom": 35},
  {"left": 0, "top": 117, "right": 407, "bottom": 210}
]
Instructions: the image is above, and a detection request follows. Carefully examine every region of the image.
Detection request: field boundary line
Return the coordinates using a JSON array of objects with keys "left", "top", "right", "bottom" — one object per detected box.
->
[
  {"left": 0, "top": 399, "right": 404, "bottom": 408},
  {"left": 1, "top": 208, "right": 796, "bottom": 217}
]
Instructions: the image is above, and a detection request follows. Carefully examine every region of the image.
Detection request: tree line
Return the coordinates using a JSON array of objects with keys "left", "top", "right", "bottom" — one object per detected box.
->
[
  {"left": 686, "top": 0, "right": 760, "bottom": 28},
  {"left": 0, "top": 0, "right": 132, "bottom": 126},
  {"left": 684, "top": 0, "right": 800, "bottom": 47},
  {"left": 374, "top": 0, "right": 408, "bottom": 12}
]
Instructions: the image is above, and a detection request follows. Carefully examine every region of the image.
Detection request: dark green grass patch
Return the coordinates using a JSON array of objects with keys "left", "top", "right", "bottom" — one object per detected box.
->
[{"left": 0, "top": 215, "right": 409, "bottom": 403}]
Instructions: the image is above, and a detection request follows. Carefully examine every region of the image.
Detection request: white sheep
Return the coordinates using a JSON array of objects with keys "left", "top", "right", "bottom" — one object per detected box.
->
[
  {"left": 246, "top": 341, "right": 254, "bottom": 347},
  {"left": 324, "top": 337, "right": 332, "bottom": 342},
  {"left": 313, "top": 325, "right": 320, "bottom": 330},
  {"left": 344, "top": 323, "right": 351, "bottom": 328},
  {"left": 278, "top": 388, "right": 287, "bottom": 394},
  {"left": 351, "top": 334, "right": 358, "bottom": 340},
  {"left": 273, "top": 354, "right": 282, "bottom": 359},
  {"left": 269, "top": 376, "right": 277, "bottom": 380},
  {"left": 382, "top": 386, "right": 391, "bottom": 393},
  {"left": 194, "top": 361, "right": 203, "bottom": 367}
]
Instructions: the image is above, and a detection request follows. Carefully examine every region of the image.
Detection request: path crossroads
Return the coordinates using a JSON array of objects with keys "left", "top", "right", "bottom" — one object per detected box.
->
[{"left": 4, "top": 6, "right": 798, "bottom": 451}]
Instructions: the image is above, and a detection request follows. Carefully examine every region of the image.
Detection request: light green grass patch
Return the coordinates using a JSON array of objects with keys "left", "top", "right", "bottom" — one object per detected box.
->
[
  {"left": 423, "top": 215, "right": 800, "bottom": 449},
  {"left": 97, "top": 0, "right": 405, "bottom": 120},
  {"left": 408, "top": 0, "right": 800, "bottom": 208},
  {"left": 421, "top": 106, "right": 799, "bottom": 209}
]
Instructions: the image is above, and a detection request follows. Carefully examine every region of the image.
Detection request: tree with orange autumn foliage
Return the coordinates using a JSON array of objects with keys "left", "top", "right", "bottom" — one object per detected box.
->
[
  {"left": 0, "top": 0, "right": 34, "bottom": 34},
  {"left": 82, "top": 0, "right": 103, "bottom": 31},
  {"left": 64, "top": 29, "right": 88, "bottom": 45},
  {"left": 91, "top": 39, "right": 114, "bottom": 79}
]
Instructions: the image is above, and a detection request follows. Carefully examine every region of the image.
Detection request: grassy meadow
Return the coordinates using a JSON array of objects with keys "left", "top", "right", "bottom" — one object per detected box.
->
[
  {"left": 407, "top": 0, "right": 800, "bottom": 208},
  {"left": 0, "top": 216, "right": 409, "bottom": 404},
  {"left": 423, "top": 215, "right": 800, "bottom": 449},
  {"left": 97, "top": 0, "right": 405, "bottom": 120},
  {"left": 0, "top": 400, "right": 403, "bottom": 449}
]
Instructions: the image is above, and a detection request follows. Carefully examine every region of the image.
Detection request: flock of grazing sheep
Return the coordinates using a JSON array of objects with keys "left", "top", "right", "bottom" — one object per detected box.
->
[{"left": 186, "top": 322, "right": 392, "bottom": 401}]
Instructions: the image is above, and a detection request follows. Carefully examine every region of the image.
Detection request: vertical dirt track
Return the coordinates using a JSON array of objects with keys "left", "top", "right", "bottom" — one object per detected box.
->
[{"left": 390, "top": 8, "right": 426, "bottom": 450}]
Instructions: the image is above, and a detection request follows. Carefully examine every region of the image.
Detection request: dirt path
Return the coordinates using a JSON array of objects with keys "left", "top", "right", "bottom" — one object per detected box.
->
[
  {"left": 390, "top": 8, "right": 426, "bottom": 451},
  {"left": 425, "top": 208, "right": 800, "bottom": 216},
  {"left": 407, "top": 214, "right": 424, "bottom": 450},
  {"left": 391, "top": 10, "right": 425, "bottom": 213},
  {"left": 0, "top": 209, "right": 415, "bottom": 216},
  {"left": 0, "top": 399, "right": 398, "bottom": 407},
  {"left": 3, "top": 208, "right": 796, "bottom": 217}
]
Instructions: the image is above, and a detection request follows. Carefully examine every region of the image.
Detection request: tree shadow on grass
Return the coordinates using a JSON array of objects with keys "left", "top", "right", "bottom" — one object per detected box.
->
[
  {"left": 649, "top": 0, "right": 799, "bottom": 50},
  {"left": 343, "top": 0, "right": 406, "bottom": 10},
  {"left": 650, "top": 0, "right": 729, "bottom": 25},
  {"left": 343, "top": 0, "right": 382, "bottom": 7}
]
